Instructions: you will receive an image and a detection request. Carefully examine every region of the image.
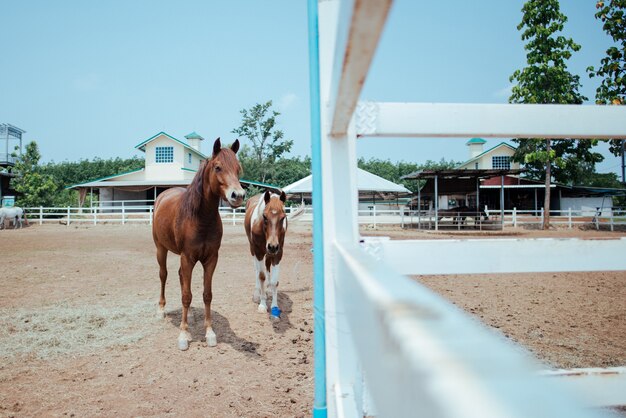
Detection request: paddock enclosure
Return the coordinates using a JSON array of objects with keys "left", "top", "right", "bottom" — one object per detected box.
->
[{"left": 0, "top": 224, "right": 624, "bottom": 416}]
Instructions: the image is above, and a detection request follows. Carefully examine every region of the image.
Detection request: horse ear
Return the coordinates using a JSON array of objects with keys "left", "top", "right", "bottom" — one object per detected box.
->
[
  {"left": 280, "top": 191, "right": 286, "bottom": 202},
  {"left": 264, "top": 190, "right": 271, "bottom": 204},
  {"left": 231, "top": 139, "right": 240, "bottom": 154},
  {"left": 212, "top": 137, "right": 221, "bottom": 157}
]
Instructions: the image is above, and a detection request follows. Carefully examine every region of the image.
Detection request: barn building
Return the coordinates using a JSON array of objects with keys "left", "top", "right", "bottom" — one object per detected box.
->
[
  {"left": 404, "top": 138, "right": 624, "bottom": 217},
  {"left": 69, "top": 131, "right": 275, "bottom": 209}
]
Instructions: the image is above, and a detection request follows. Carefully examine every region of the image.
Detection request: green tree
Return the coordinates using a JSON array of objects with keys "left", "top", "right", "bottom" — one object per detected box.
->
[
  {"left": 232, "top": 101, "right": 294, "bottom": 183},
  {"left": 10, "top": 141, "right": 57, "bottom": 207},
  {"left": 509, "top": 0, "right": 602, "bottom": 229},
  {"left": 358, "top": 157, "right": 457, "bottom": 194},
  {"left": 587, "top": 0, "right": 625, "bottom": 175},
  {"left": 40, "top": 156, "right": 145, "bottom": 206}
]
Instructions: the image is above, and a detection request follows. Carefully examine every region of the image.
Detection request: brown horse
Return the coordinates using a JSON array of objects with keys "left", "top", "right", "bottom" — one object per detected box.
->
[
  {"left": 152, "top": 138, "right": 245, "bottom": 350},
  {"left": 244, "top": 190, "right": 287, "bottom": 319}
]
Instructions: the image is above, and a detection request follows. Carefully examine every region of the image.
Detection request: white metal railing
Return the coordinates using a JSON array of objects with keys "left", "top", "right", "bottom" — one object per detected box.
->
[
  {"left": 16, "top": 205, "right": 624, "bottom": 232},
  {"left": 311, "top": 1, "right": 626, "bottom": 418},
  {"left": 20, "top": 205, "right": 303, "bottom": 227},
  {"left": 504, "top": 208, "right": 626, "bottom": 231}
]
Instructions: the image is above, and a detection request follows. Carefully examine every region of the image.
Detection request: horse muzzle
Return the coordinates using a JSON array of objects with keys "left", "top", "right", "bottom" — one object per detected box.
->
[{"left": 226, "top": 189, "right": 245, "bottom": 208}]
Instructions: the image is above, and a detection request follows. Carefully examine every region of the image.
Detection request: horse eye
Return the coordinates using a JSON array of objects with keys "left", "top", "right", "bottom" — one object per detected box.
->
[{"left": 215, "top": 166, "right": 222, "bottom": 172}]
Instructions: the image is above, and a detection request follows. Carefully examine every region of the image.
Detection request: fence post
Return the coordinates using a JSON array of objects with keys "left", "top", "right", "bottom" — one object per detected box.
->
[
  {"left": 373, "top": 206, "right": 377, "bottom": 229},
  {"left": 568, "top": 208, "right": 572, "bottom": 229},
  {"left": 610, "top": 209, "right": 614, "bottom": 232},
  {"left": 149, "top": 206, "right": 153, "bottom": 226},
  {"left": 122, "top": 204, "right": 126, "bottom": 225},
  {"left": 93, "top": 206, "right": 97, "bottom": 226},
  {"left": 39, "top": 206, "right": 43, "bottom": 225},
  {"left": 513, "top": 207, "right": 517, "bottom": 228},
  {"left": 401, "top": 208, "right": 404, "bottom": 228},
  {"left": 67, "top": 206, "right": 71, "bottom": 226},
  {"left": 233, "top": 209, "right": 236, "bottom": 226},
  {"left": 540, "top": 207, "right": 544, "bottom": 227}
]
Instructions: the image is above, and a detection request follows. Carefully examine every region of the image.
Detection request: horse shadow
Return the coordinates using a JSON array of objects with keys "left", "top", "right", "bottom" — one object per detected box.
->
[
  {"left": 166, "top": 307, "right": 262, "bottom": 358},
  {"left": 271, "top": 290, "right": 294, "bottom": 334}
]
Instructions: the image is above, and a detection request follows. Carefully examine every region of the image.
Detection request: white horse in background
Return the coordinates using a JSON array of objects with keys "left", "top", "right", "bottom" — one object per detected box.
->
[{"left": 0, "top": 206, "right": 25, "bottom": 229}]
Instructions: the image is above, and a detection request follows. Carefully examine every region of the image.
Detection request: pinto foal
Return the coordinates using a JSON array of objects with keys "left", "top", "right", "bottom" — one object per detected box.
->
[
  {"left": 152, "top": 138, "right": 245, "bottom": 350},
  {"left": 244, "top": 190, "right": 288, "bottom": 318}
]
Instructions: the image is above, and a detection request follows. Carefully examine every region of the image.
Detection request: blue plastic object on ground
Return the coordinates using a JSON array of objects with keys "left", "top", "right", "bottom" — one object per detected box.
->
[{"left": 271, "top": 307, "right": 282, "bottom": 318}]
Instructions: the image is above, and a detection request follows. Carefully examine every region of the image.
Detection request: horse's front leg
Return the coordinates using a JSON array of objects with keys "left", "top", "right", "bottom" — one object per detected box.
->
[
  {"left": 268, "top": 261, "right": 281, "bottom": 319},
  {"left": 178, "top": 255, "right": 194, "bottom": 351},
  {"left": 202, "top": 254, "right": 219, "bottom": 347},
  {"left": 254, "top": 256, "right": 268, "bottom": 313}
]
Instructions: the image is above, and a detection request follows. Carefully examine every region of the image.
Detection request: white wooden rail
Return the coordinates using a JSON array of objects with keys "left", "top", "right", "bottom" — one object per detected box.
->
[{"left": 311, "top": 1, "right": 626, "bottom": 417}]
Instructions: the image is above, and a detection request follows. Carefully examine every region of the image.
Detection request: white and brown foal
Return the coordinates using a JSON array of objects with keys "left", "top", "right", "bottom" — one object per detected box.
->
[{"left": 244, "top": 190, "right": 287, "bottom": 319}]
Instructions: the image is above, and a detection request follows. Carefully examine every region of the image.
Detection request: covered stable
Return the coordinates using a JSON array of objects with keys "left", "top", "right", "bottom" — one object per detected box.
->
[
  {"left": 283, "top": 167, "right": 411, "bottom": 209},
  {"left": 402, "top": 168, "right": 625, "bottom": 223},
  {"left": 402, "top": 169, "right": 523, "bottom": 229}
]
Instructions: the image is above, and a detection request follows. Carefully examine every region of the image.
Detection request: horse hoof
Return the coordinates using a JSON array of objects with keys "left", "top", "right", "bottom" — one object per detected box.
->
[
  {"left": 257, "top": 304, "right": 267, "bottom": 314},
  {"left": 156, "top": 307, "right": 166, "bottom": 319},
  {"left": 270, "top": 307, "right": 281, "bottom": 319},
  {"left": 206, "top": 332, "right": 217, "bottom": 347},
  {"left": 178, "top": 339, "right": 189, "bottom": 351}
]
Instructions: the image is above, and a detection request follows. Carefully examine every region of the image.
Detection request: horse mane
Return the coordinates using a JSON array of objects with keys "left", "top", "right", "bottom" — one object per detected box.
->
[
  {"left": 180, "top": 159, "right": 209, "bottom": 220},
  {"left": 179, "top": 147, "right": 241, "bottom": 221}
]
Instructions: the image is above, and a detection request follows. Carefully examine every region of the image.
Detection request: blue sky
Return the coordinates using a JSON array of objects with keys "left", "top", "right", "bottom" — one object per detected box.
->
[{"left": 1, "top": 1, "right": 623, "bottom": 176}]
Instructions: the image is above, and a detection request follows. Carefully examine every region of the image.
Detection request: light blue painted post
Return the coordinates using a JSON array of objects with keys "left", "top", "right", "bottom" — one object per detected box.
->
[
  {"left": 67, "top": 206, "right": 71, "bottom": 226},
  {"left": 39, "top": 206, "right": 43, "bottom": 225},
  {"left": 308, "top": 0, "right": 327, "bottom": 416}
]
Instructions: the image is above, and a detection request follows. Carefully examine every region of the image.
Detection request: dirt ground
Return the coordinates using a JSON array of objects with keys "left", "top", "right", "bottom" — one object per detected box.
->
[
  {"left": 0, "top": 223, "right": 314, "bottom": 417},
  {"left": 0, "top": 222, "right": 624, "bottom": 417}
]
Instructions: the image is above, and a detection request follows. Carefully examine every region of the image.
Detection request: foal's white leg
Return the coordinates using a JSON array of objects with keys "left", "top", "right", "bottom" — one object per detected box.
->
[
  {"left": 254, "top": 258, "right": 268, "bottom": 313},
  {"left": 269, "top": 264, "right": 280, "bottom": 309},
  {"left": 252, "top": 256, "right": 261, "bottom": 303}
]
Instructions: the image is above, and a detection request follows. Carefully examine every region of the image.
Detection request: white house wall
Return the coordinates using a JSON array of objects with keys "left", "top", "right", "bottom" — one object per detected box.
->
[
  {"left": 458, "top": 145, "right": 519, "bottom": 170},
  {"left": 113, "top": 170, "right": 146, "bottom": 181},
  {"left": 561, "top": 197, "right": 613, "bottom": 216},
  {"left": 144, "top": 134, "right": 186, "bottom": 181}
]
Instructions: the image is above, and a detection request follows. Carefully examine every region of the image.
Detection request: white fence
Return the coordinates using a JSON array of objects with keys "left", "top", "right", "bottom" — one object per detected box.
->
[
  {"left": 18, "top": 205, "right": 626, "bottom": 233},
  {"left": 309, "top": 1, "right": 626, "bottom": 418},
  {"left": 20, "top": 204, "right": 304, "bottom": 226}
]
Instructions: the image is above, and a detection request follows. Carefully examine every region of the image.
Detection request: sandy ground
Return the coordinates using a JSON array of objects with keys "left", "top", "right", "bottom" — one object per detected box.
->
[
  {"left": 0, "top": 223, "right": 314, "bottom": 417},
  {"left": 0, "top": 222, "right": 624, "bottom": 416}
]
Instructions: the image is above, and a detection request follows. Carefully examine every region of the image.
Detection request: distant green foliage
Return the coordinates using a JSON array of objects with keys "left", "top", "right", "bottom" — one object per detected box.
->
[
  {"left": 10, "top": 141, "right": 57, "bottom": 207},
  {"left": 509, "top": 0, "right": 603, "bottom": 228},
  {"left": 39, "top": 156, "right": 145, "bottom": 206},
  {"left": 358, "top": 157, "right": 457, "bottom": 193},
  {"left": 587, "top": 0, "right": 626, "bottom": 156},
  {"left": 509, "top": 0, "right": 601, "bottom": 186},
  {"left": 10, "top": 147, "right": 144, "bottom": 207},
  {"left": 239, "top": 144, "right": 311, "bottom": 189},
  {"left": 232, "top": 101, "right": 294, "bottom": 183}
]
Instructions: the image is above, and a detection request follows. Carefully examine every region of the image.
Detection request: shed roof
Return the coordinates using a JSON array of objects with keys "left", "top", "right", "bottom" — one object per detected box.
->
[
  {"left": 466, "top": 137, "right": 487, "bottom": 145},
  {"left": 184, "top": 131, "right": 204, "bottom": 140},
  {"left": 283, "top": 168, "right": 410, "bottom": 194}
]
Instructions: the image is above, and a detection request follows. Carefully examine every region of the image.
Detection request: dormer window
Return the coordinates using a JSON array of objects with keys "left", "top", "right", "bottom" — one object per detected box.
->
[
  {"left": 188, "top": 152, "right": 192, "bottom": 164},
  {"left": 156, "top": 146, "right": 174, "bottom": 163}
]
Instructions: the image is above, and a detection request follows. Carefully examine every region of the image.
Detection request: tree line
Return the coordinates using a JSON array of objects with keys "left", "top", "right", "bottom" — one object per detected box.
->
[{"left": 7, "top": 0, "right": 625, "bottom": 222}]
